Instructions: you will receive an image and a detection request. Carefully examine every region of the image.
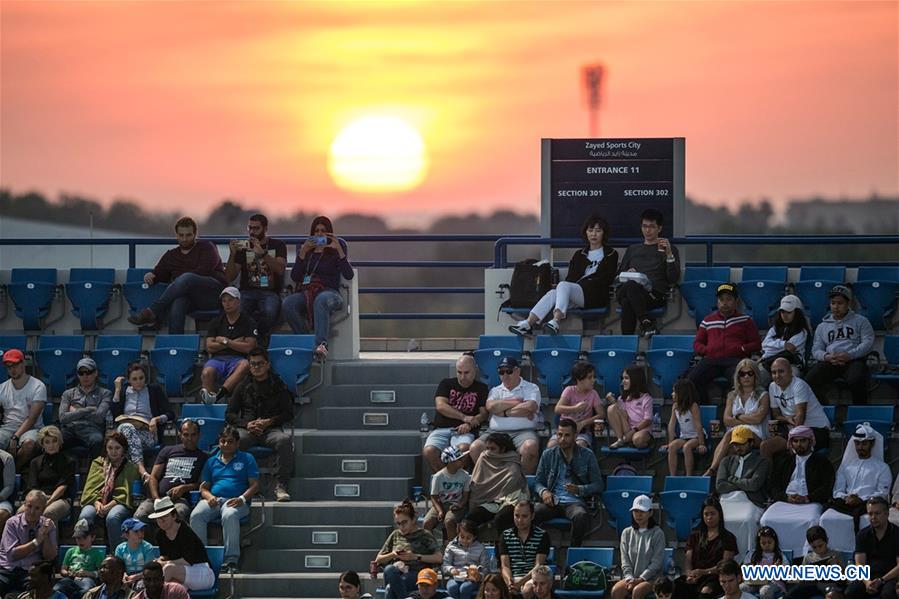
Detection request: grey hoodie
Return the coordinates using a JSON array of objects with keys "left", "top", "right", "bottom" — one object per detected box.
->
[{"left": 811, "top": 310, "right": 874, "bottom": 361}]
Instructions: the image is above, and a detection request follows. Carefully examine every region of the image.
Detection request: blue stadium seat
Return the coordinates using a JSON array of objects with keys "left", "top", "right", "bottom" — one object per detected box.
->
[
  {"left": 649, "top": 335, "right": 695, "bottom": 351},
  {"left": 555, "top": 547, "right": 614, "bottom": 598},
  {"left": 122, "top": 268, "right": 167, "bottom": 318},
  {"left": 800, "top": 266, "right": 846, "bottom": 283},
  {"left": 843, "top": 405, "right": 893, "bottom": 438},
  {"left": 92, "top": 335, "right": 143, "bottom": 386},
  {"left": 795, "top": 266, "right": 846, "bottom": 328},
  {"left": 7, "top": 268, "right": 58, "bottom": 331},
  {"left": 189, "top": 545, "right": 224, "bottom": 597},
  {"left": 590, "top": 335, "right": 639, "bottom": 353},
  {"left": 874, "top": 335, "right": 899, "bottom": 388},
  {"left": 645, "top": 348, "right": 693, "bottom": 398},
  {"left": 738, "top": 266, "right": 788, "bottom": 329},
  {"left": 179, "top": 404, "right": 229, "bottom": 452},
  {"left": 854, "top": 266, "right": 899, "bottom": 330},
  {"left": 473, "top": 335, "right": 524, "bottom": 388},
  {"left": 680, "top": 267, "right": 731, "bottom": 328},
  {"left": 181, "top": 404, "right": 228, "bottom": 420},
  {"left": 66, "top": 268, "right": 116, "bottom": 330},
  {"left": 605, "top": 475, "right": 653, "bottom": 493},
  {"left": 822, "top": 405, "right": 836, "bottom": 428},
  {"left": 34, "top": 335, "right": 85, "bottom": 397},
  {"left": 660, "top": 476, "right": 711, "bottom": 541},
  {"left": 149, "top": 335, "right": 200, "bottom": 397},
  {"left": 585, "top": 348, "right": 637, "bottom": 397},
  {"left": 0, "top": 336, "right": 27, "bottom": 384},
  {"left": 531, "top": 336, "right": 581, "bottom": 400},
  {"left": 601, "top": 478, "right": 652, "bottom": 537},
  {"left": 267, "top": 334, "right": 316, "bottom": 394},
  {"left": 43, "top": 401, "right": 55, "bottom": 426}
]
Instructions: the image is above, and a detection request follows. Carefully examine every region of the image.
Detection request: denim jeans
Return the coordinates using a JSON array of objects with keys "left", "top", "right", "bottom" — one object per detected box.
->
[
  {"left": 79, "top": 503, "right": 132, "bottom": 547},
  {"left": 189, "top": 499, "right": 250, "bottom": 565},
  {"left": 383, "top": 564, "right": 418, "bottom": 599},
  {"left": 447, "top": 579, "right": 480, "bottom": 599},
  {"left": 282, "top": 289, "right": 344, "bottom": 346},
  {"left": 239, "top": 289, "right": 281, "bottom": 337},
  {"left": 62, "top": 422, "right": 104, "bottom": 457},
  {"left": 150, "top": 273, "right": 224, "bottom": 334}
]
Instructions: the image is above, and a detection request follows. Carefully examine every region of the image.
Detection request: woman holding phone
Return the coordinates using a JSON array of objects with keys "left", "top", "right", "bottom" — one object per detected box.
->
[{"left": 282, "top": 216, "right": 354, "bottom": 359}]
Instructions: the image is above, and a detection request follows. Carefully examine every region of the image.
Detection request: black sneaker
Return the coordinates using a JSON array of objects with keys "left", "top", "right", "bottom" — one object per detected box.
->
[
  {"left": 221, "top": 562, "right": 239, "bottom": 574},
  {"left": 215, "top": 387, "right": 230, "bottom": 403},
  {"left": 639, "top": 319, "right": 657, "bottom": 337}
]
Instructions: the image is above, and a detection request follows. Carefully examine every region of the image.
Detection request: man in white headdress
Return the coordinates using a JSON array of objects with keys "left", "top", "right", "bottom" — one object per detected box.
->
[
  {"left": 818, "top": 423, "right": 891, "bottom": 552},
  {"left": 759, "top": 425, "right": 835, "bottom": 557}
]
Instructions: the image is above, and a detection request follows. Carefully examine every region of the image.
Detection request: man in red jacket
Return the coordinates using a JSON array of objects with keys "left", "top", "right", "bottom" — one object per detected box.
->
[{"left": 687, "top": 283, "right": 761, "bottom": 402}]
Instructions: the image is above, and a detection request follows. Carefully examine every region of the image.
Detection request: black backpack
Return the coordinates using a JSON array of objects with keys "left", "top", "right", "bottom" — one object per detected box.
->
[{"left": 499, "top": 259, "right": 553, "bottom": 310}]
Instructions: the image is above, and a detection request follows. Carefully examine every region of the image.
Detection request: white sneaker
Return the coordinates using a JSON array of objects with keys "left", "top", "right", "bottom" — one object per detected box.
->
[
  {"left": 544, "top": 320, "right": 560, "bottom": 335},
  {"left": 314, "top": 343, "right": 329, "bottom": 359},
  {"left": 508, "top": 320, "right": 532, "bottom": 337},
  {"left": 198, "top": 389, "right": 215, "bottom": 405},
  {"left": 274, "top": 484, "right": 291, "bottom": 502}
]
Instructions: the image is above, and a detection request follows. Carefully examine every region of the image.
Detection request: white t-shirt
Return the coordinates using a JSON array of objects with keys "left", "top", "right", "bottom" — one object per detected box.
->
[
  {"left": 0, "top": 376, "right": 47, "bottom": 429},
  {"left": 488, "top": 379, "right": 541, "bottom": 431},
  {"left": 768, "top": 378, "right": 829, "bottom": 429},
  {"left": 786, "top": 453, "right": 811, "bottom": 497},
  {"left": 430, "top": 467, "right": 471, "bottom": 507}
]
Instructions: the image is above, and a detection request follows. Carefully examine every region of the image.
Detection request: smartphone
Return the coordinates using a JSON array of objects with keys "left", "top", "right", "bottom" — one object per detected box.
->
[
  {"left": 314, "top": 236, "right": 328, "bottom": 246},
  {"left": 236, "top": 240, "right": 251, "bottom": 250}
]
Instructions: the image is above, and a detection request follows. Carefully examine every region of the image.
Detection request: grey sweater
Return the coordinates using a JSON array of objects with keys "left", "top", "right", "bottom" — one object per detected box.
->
[
  {"left": 716, "top": 450, "right": 771, "bottom": 508},
  {"left": 620, "top": 525, "right": 666, "bottom": 581},
  {"left": 618, "top": 243, "right": 680, "bottom": 294}
]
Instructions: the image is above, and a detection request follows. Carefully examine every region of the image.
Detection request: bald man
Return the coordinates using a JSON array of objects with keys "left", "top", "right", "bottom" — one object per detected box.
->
[{"left": 422, "top": 355, "right": 489, "bottom": 473}]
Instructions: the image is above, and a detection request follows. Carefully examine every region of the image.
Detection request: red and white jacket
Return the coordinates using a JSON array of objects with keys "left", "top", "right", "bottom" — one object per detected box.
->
[{"left": 694, "top": 310, "right": 760, "bottom": 359}]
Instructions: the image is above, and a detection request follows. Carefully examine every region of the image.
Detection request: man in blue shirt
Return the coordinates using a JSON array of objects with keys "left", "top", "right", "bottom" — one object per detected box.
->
[
  {"left": 532, "top": 418, "right": 603, "bottom": 547},
  {"left": 189, "top": 425, "right": 258, "bottom": 574}
]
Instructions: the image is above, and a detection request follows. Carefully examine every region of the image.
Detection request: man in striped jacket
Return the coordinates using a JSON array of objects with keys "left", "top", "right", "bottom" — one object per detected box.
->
[{"left": 688, "top": 283, "right": 761, "bottom": 403}]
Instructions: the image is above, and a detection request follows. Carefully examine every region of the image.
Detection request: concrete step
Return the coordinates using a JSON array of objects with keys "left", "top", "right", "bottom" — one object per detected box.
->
[
  {"left": 306, "top": 383, "right": 436, "bottom": 407},
  {"left": 269, "top": 501, "right": 397, "bottom": 526},
  {"left": 330, "top": 361, "right": 453, "bottom": 385},
  {"left": 296, "top": 430, "right": 423, "bottom": 455},
  {"left": 257, "top": 524, "right": 392, "bottom": 549},
  {"left": 289, "top": 476, "right": 415, "bottom": 501},
  {"left": 233, "top": 573, "right": 381, "bottom": 598},
  {"left": 244, "top": 548, "right": 378, "bottom": 573},
  {"left": 313, "top": 406, "right": 428, "bottom": 430},
  {"left": 295, "top": 454, "right": 418, "bottom": 478}
]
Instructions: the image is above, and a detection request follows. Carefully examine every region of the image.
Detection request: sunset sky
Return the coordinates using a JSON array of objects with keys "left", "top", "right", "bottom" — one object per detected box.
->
[{"left": 1, "top": 0, "right": 896, "bottom": 226}]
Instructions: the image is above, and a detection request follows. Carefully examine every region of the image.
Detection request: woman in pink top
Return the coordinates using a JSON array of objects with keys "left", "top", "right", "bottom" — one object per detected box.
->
[
  {"left": 548, "top": 361, "right": 605, "bottom": 449},
  {"left": 606, "top": 365, "right": 653, "bottom": 449}
]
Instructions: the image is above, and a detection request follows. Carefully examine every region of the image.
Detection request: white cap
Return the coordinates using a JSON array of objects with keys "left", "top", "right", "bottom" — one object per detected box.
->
[
  {"left": 779, "top": 295, "right": 803, "bottom": 312},
  {"left": 631, "top": 494, "right": 652, "bottom": 512},
  {"left": 220, "top": 286, "right": 241, "bottom": 300}
]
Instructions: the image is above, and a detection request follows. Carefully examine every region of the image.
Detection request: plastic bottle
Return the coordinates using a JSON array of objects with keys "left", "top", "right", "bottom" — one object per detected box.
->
[
  {"left": 652, "top": 413, "right": 662, "bottom": 435},
  {"left": 420, "top": 412, "right": 431, "bottom": 433}
]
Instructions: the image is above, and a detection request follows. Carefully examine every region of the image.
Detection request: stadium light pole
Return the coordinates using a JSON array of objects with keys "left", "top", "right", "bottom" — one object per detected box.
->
[{"left": 582, "top": 63, "right": 604, "bottom": 137}]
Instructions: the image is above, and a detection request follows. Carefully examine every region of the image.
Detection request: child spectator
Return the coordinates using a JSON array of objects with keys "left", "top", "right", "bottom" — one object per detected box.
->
[
  {"left": 652, "top": 577, "right": 674, "bottom": 599},
  {"left": 54, "top": 519, "right": 103, "bottom": 599},
  {"left": 424, "top": 447, "right": 471, "bottom": 542},
  {"left": 115, "top": 518, "right": 156, "bottom": 590},
  {"left": 442, "top": 519, "right": 489, "bottom": 599},
  {"left": 661, "top": 379, "right": 706, "bottom": 476},
  {"left": 548, "top": 362, "right": 604, "bottom": 449},
  {"left": 606, "top": 366, "right": 653, "bottom": 450},
  {"left": 784, "top": 526, "right": 842, "bottom": 599},
  {"left": 740, "top": 526, "right": 786, "bottom": 599}
]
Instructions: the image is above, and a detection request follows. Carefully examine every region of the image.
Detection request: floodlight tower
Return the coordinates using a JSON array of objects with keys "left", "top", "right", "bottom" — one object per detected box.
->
[{"left": 582, "top": 64, "right": 604, "bottom": 137}]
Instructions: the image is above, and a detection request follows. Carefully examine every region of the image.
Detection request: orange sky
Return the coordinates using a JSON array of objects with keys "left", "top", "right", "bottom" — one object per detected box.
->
[{"left": 1, "top": 0, "right": 897, "bottom": 226}]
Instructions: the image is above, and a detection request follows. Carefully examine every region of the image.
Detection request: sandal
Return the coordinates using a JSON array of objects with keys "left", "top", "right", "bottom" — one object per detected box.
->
[{"left": 610, "top": 439, "right": 627, "bottom": 449}]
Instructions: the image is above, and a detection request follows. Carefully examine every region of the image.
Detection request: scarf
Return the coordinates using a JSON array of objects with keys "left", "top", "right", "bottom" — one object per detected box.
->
[
  {"left": 101, "top": 458, "right": 124, "bottom": 504},
  {"left": 468, "top": 450, "right": 528, "bottom": 509},
  {"left": 302, "top": 279, "right": 325, "bottom": 330}
]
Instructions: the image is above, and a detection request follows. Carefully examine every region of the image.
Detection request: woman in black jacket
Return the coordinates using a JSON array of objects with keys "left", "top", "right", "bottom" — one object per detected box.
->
[{"left": 510, "top": 214, "right": 618, "bottom": 335}]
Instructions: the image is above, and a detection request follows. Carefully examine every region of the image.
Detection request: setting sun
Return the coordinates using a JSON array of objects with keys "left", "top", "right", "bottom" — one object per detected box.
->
[{"left": 327, "top": 115, "right": 428, "bottom": 194}]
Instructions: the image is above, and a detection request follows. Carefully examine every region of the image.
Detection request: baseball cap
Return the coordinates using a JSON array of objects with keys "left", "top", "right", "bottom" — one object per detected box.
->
[
  {"left": 630, "top": 494, "right": 652, "bottom": 512},
  {"left": 73, "top": 519, "right": 92, "bottom": 538},
  {"left": 730, "top": 425, "right": 754, "bottom": 445},
  {"left": 121, "top": 518, "right": 147, "bottom": 533},
  {"left": 77, "top": 357, "right": 98, "bottom": 372},
  {"left": 497, "top": 356, "right": 519, "bottom": 370},
  {"left": 416, "top": 568, "right": 438, "bottom": 586},
  {"left": 441, "top": 446, "right": 467, "bottom": 464},
  {"left": 2, "top": 349, "right": 25, "bottom": 365},
  {"left": 716, "top": 283, "right": 738, "bottom": 297},
  {"left": 220, "top": 286, "right": 241, "bottom": 300},
  {"left": 778, "top": 295, "right": 803, "bottom": 312},
  {"left": 829, "top": 284, "right": 852, "bottom": 302}
]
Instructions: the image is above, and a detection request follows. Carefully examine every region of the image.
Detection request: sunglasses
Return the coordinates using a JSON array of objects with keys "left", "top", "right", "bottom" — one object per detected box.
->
[
  {"left": 738, "top": 371, "right": 754, "bottom": 377},
  {"left": 78, "top": 370, "right": 96, "bottom": 376},
  {"left": 498, "top": 369, "right": 514, "bottom": 375}
]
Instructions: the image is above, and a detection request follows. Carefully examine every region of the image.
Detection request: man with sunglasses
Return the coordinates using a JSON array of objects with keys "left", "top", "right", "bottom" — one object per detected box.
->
[
  {"left": 225, "top": 348, "right": 293, "bottom": 502},
  {"left": 58, "top": 358, "right": 111, "bottom": 458},
  {"left": 0, "top": 349, "right": 46, "bottom": 469}
]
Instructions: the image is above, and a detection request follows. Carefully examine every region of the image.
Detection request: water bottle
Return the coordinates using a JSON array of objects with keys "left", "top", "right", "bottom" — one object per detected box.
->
[
  {"left": 420, "top": 412, "right": 431, "bottom": 433},
  {"left": 488, "top": 548, "right": 498, "bottom": 573},
  {"left": 131, "top": 479, "right": 144, "bottom": 502},
  {"left": 652, "top": 413, "right": 661, "bottom": 435}
]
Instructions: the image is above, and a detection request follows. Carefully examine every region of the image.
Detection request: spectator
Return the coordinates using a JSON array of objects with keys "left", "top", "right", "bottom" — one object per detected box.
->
[
  {"left": 615, "top": 208, "right": 680, "bottom": 336},
  {"left": 133, "top": 420, "right": 208, "bottom": 525},
  {"left": 115, "top": 519, "right": 156, "bottom": 591},
  {"left": 740, "top": 527, "right": 786, "bottom": 599},
  {"left": 422, "top": 355, "right": 489, "bottom": 474},
  {"left": 131, "top": 562, "right": 190, "bottom": 599},
  {"left": 760, "top": 295, "right": 810, "bottom": 376},
  {"left": 59, "top": 358, "right": 111, "bottom": 458},
  {"left": 54, "top": 519, "right": 103, "bottom": 599},
  {"left": 606, "top": 365, "right": 653, "bottom": 450},
  {"left": 784, "top": 526, "right": 843, "bottom": 599},
  {"left": 533, "top": 418, "right": 603, "bottom": 547},
  {"left": 474, "top": 574, "right": 512, "bottom": 599},
  {"left": 111, "top": 363, "right": 174, "bottom": 481},
  {"left": 466, "top": 433, "right": 529, "bottom": 532},
  {"left": 407, "top": 568, "right": 450, "bottom": 599},
  {"left": 610, "top": 494, "right": 665, "bottom": 599},
  {"left": 806, "top": 285, "right": 875, "bottom": 405},
  {"left": 79, "top": 431, "right": 139, "bottom": 545},
  {"left": 149, "top": 497, "right": 213, "bottom": 591},
  {"left": 547, "top": 362, "right": 604, "bottom": 450},
  {"left": 442, "top": 519, "right": 489, "bottom": 599},
  {"left": 818, "top": 423, "right": 891, "bottom": 553},
  {"left": 661, "top": 379, "right": 706, "bottom": 476},
  {"left": 374, "top": 500, "right": 442, "bottom": 599},
  {"left": 716, "top": 559, "right": 753, "bottom": 599},
  {"left": 423, "top": 447, "right": 471, "bottom": 542},
  {"left": 223, "top": 213, "right": 287, "bottom": 344},
  {"left": 0, "top": 449, "right": 15, "bottom": 533},
  {"left": 128, "top": 216, "right": 227, "bottom": 333},
  {"left": 468, "top": 358, "right": 541, "bottom": 474},
  {"left": 761, "top": 357, "right": 830, "bottom": 457},
  {"left": 759, "top": 426, "right": 835, "bottom": 557},
  {"left": 715, "top": 426, "right": 771, "bottom": 558},
  {"left": 529, "top": 565, "right": 553, "bottom": 599},
  {"left": 81, "top": 556, "right": 133, "bottom": 599},
  {"left": 0, "top": 348, "right": 47, "bottom": 469},
  {"left": 705, "top": 360, "right": 769, "bottom": 477},
  {"left": 225, "top": 347, "right": 293, "bottom": 502},
  {"left": 282, "top": 215, "right": 354, "bottom": 359},
  {"left": 337, "top": 570, "right": 373, "bottom": 599},
  {"left": 678, "top": 497, "right": 738, "bottom": 599},
  {"left": 190, "top": 425, "right": 259, "bottom": 574},
  {"left": 497, "top": 501, "right": 549, "bottom": 599},
  {"left": 842, "top": 497, "right": 899, "bottom": 599},
  {"left": 0, "top": 490, "right": 58, "bottom": 597},
  {"left": 16, "top": 560, "right": 66, "bottom": 599},
  {"left": 24, "top": 425, "right": 75, "bottom": 526},
  {"left": 199, "top": 287, "right": 257, "bottom": 404},
  {"left": 688, "top": 283, "right": 761, "bottom": 404},
  {"left": 509, "top": 214, "right": 618, "bottom": 336},
  {"left": 889, "top": 470, "right": 899, "bottom": 527}
]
